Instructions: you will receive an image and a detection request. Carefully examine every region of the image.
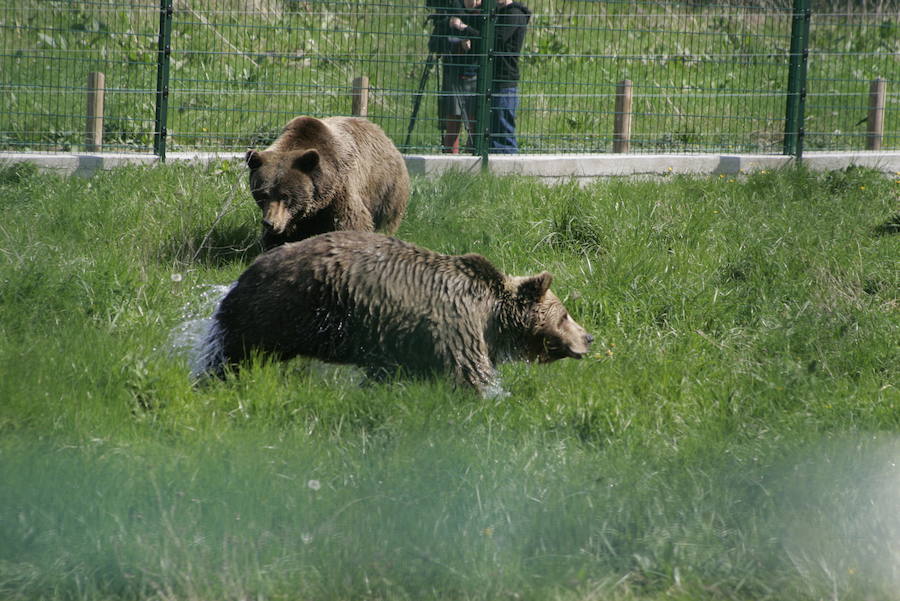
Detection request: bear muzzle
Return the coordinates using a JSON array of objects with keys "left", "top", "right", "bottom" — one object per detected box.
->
[
  {"left": 261, "top": 200, "right": 291, "bottom": 234},
  {"left": 567, "top": 333, "right": 594, "bottom": 359},
  {"left": 536, "top": 332, "right": 593, "bottom": 363}
]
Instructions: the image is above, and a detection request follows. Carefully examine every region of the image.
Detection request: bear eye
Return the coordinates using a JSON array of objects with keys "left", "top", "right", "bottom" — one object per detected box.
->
[{"left": 558, "top": 312, "right": 568, "bottom": 326}]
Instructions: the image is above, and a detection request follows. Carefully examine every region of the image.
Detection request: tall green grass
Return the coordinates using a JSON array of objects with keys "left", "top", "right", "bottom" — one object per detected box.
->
[{"left": 0, "top": 162, "right": 898, "bottom": 600}]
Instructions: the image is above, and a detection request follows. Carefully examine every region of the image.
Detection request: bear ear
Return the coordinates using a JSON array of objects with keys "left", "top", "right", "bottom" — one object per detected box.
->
[
  {"left": 292, "top": 149, "right": 320, "bottom": 173},
  {"left": 245, "top": 150, "right": 263, "bottom": 170},
  {"left": 517, "top": 271, "right": 553, "bottom": 302}
]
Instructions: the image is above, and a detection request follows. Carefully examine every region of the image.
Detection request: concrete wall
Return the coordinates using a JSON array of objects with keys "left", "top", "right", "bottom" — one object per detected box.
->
[{"left": 2, "top": 150, "right": 899, "bottom": 179}]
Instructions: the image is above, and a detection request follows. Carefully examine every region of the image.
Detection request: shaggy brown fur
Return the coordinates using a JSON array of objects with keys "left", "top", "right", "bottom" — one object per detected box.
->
[
  {"left": 201, "top": 232, "right": 593, "bottom": 395},
  {"left": 245, "top": 116, "right": 409, "bottom": 250}
]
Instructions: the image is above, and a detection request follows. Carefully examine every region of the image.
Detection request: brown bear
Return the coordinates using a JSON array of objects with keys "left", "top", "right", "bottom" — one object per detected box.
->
[
  {"left": 194, "top": 232, "right": 593, "bottom": 396},
  {"left": 245, "top": 116, "right": 409, "bottom": 250}
]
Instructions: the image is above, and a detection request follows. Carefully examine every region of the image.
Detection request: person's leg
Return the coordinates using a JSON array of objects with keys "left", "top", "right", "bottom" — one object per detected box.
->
[
  {"left": 489, "top": 86, "right": 519, "bottom": 154},
  {"left": 442, "top": 119, "right": 462, "bottom": 154}
]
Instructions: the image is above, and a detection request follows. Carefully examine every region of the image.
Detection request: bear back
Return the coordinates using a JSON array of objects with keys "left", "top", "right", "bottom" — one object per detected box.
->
[{"left": 268, "top": 116, "right": 345, "bottom": 168}]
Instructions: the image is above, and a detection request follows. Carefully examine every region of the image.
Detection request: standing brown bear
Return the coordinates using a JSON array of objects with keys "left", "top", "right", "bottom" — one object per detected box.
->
[
  {"left": 245, "top": 116, "right": 409, "bottom": 250},
  {"left": 194, "top": 232, "right": 593, "bottom": 396}
]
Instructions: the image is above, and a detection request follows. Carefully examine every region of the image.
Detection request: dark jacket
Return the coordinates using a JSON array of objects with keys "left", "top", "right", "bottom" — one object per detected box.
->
[
  {"left": 492, "top": 1, "right": 530, "bottom": 86},
  {"left": 452, "top": 2, "right": 530, "bottom": 86}
]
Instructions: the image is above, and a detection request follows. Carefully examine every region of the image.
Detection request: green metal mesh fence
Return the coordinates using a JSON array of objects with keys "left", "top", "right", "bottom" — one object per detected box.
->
[
  {"left": 162, "top": 0, "right": 430, "bottom": 153},
  {"left": 520, "top": 3, "right": 795, "bottom": 154},
  {"left": 1, "top": 0, "right": 897, "bottom": 157},
  {"left": 2, "top": 1, "right": 160, "bottom": 152},
  {"left": 805, "top": 6, "right": 899, "bottom": 150}
]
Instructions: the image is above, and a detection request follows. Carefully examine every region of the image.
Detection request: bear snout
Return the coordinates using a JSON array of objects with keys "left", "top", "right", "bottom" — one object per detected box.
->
[
  {"left": 261, "top": 200, "right": 291, "bottom": 234},
  {"left": 567, "top": 333, "right": 594, "bottom": 359}
]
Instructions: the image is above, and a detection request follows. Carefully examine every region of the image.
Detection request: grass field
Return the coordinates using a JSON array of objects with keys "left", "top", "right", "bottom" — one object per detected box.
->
[{"left": 1, "top": 161, "right": 899, "bottom": 600}]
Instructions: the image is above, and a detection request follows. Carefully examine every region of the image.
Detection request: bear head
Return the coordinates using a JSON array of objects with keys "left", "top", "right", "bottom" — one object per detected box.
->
[
  {"left": 505, "top": 272, "right": 594, "bottom": 363},
  {"left": 245, "top": 147, "right": 331, "bottom": 238}
]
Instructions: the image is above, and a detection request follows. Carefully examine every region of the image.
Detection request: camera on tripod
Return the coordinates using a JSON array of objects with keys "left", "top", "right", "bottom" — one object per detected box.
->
[{"left": 426, "top": 0, "right": 468, "bottom": 56}]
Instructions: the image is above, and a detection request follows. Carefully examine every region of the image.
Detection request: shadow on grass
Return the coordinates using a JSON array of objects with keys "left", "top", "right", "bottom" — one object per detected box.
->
[
  {"left": 874, "top": 213, "right": 900, "bottom": 236},
  {"left": 0, "top": 161, "right": 38, "bottom": 185},
  {"left": 162, "top": 222, "right": 262, "bottom": 267}
]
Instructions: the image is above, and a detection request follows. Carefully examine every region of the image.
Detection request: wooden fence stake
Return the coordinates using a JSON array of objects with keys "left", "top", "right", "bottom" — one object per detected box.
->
[
  {"left": 352, "top": 76, "right": 369, "bottom": 117},
  {"left": 866, "top": 77, "right": 886, "bottom": 151},
  {"left": 86, "top": 71, "right": 105, "bottom": 151},
  {"left": 613, "top": 79, "right": 633, "bottom": 153}
]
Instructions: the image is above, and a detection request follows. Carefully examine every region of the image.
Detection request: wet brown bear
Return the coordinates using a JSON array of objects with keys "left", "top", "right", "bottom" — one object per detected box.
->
[
  {"left": 245, "top": 116, "right": 409, "bottom": 250},
  {"left": 196, "top": 232, "right": 593, "bottom": 395}
]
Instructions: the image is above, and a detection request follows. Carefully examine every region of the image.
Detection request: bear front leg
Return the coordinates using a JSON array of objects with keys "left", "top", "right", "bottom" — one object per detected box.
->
[
  {"left": 442, "top": 343, "right": 500, "bottom": 398},
  {"left": 461, "top": 360, "right": 504, "bottom": 398}
]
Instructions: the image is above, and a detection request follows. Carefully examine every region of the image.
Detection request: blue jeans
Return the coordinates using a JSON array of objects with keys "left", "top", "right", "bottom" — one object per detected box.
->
[{"left": 490, "top": 86, "right": 519, "bottom": 154}]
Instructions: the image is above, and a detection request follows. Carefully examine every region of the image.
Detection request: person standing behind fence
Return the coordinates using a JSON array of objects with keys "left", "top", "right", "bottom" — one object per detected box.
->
[
  {"left": 429, "top": 0, "right": 481, "bottom": 154},
  {"left": 449, "top": 0, "right": 530, "bottom": 154}
]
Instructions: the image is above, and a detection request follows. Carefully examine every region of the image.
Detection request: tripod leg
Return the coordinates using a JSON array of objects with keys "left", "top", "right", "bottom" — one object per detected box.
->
[{"left": 404, "top": 54, "right": 436, "bottom": 149}]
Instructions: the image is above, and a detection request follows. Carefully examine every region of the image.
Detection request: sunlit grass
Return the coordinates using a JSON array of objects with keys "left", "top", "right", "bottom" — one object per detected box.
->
[{"left": 0, "top": 163, "right": 898, "bottom": 600}]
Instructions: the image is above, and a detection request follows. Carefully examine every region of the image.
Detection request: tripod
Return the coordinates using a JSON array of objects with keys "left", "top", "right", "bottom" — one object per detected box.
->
[{"left": 404, "top": 52, "right": 438, "bottom": 150}]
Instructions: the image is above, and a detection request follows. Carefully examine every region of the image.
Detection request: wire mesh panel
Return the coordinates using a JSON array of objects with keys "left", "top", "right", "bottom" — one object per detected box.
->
[
  {"left": 805, "top": 5, "right": 899, "bottom": 151},
  {"left": 1, "top": 1, "right": 897, "bottom": 156},
  {"left": 159, "top": 0, "right": 803, "bottom": 155},
  {"left": 519, "top": 1, "right": 795, "bottom": 153},
  {"left": 1, "top": 1, "right": 160, "bottom": 153},
  {"left": 163, "top": 0, "right": 436, "bottom": 152}
]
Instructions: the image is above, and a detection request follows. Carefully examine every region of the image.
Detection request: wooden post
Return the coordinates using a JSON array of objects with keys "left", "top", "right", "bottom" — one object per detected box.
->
[
  {"left": 86, "top": 71, "right": 105, "bottom": 151},
  {"left": 866, "top": 77, "right": 886, "bottom": 151},
  {"left": 351, "top": 76, "right": 369, "bottom": 117},
  {"left": 613, "top": 79, "right": 633, "bottom": 153}
]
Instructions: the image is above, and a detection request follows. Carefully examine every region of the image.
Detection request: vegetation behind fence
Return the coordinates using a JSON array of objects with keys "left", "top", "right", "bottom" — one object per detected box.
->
[{"left": 1, "top": 0, "right": 897, "bottom": 157}]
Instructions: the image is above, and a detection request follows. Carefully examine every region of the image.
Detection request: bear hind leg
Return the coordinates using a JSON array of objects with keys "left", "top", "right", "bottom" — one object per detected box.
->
[
  {"left": 336, "top": 195, "right": 376, "bottom": 232},
  {"left": 375, "top": 182, "right": 408, "bottom": 235}
]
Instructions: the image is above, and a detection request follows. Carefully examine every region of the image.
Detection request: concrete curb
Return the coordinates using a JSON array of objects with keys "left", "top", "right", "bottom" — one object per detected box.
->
[{"left": 2, "top": 150, "right": 899, "bottom": 179}]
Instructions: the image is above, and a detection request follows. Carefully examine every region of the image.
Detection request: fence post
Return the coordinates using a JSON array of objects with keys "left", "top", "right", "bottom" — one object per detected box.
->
[
  {"left": 613, "top": 79, "right": 633, "bottom": 153},
  {"left": 86, "top": 72, "right": 105, "bottom": 151},
  {"left": 783, "top": 0, "right": 811, "bottom": 161},
  {"left": 866, "top": 77, "right": 886, "bottom": 151},
  {"left": 475, "top": 0, "right": 495, "bottom": 166},
  {"left": 154, "top": 0, "right": 174, "bottom": 160},
  {"left": 352, "top": 76, "right": 369, "bottom": 117}
]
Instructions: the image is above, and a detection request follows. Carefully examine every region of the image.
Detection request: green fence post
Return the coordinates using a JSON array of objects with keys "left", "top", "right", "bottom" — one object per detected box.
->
[
  {"left": 475, "top": 0, "right": 495, "bottom": 167},
  {"left": 154, "top": 0, "right": 173, "bottom": 160},
  {"left": 783, "top": 0, "right": 811, "bottom": 161}
]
